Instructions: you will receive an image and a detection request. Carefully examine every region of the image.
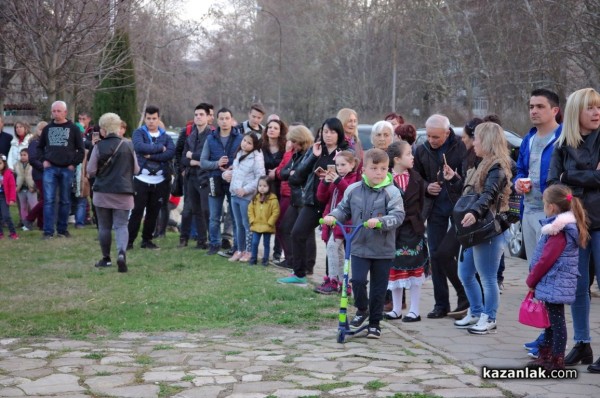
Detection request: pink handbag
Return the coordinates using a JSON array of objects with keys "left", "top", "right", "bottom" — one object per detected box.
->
[{"left": 518, "top": 291, "right": 550, "bottom": 328}]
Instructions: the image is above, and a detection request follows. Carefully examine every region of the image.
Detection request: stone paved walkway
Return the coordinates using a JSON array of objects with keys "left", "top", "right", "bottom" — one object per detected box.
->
[{"left": 1, "top": 246, "right": 599, "bottom": 397}]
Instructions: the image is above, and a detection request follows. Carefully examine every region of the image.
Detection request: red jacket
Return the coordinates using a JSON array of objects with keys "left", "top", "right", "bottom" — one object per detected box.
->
[
  {"left": 316, "top": 170, "right": 361, "bottom": 241},
  {"left": 1, "top": 168, "right": 17, "bottom": 204},
  {"left": 275, "top": 149, "right": 293, "bottom": 197}
]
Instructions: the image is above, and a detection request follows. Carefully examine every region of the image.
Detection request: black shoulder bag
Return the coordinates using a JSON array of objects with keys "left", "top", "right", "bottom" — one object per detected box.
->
[{"left": 452, "top": 187, "right": 503, "bottom": 249}]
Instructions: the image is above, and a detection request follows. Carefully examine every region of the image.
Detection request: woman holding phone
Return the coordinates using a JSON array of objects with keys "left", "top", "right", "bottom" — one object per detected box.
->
[{"left": 278, "top": 118, "right": 349, "bottom": 286}]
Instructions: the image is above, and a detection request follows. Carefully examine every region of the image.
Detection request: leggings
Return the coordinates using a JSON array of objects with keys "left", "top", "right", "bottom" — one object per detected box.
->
[{"left": 543, "top": 302, "right": 567, "bottom": 356}]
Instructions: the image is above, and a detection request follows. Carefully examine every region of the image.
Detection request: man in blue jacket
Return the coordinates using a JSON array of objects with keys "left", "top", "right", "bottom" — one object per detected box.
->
[
  {"left": 514, "top": 89, "right": 561, "bottom": 260},
  {"left": 127, "top": 105, "right": 175, "bottom": 250},
  {"left": 201, "top": 107, "right": 243, "bottom": 255}
]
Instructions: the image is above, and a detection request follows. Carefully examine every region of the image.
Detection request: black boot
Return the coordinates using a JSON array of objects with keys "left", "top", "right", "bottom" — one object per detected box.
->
[
  {"left": 117, "top": 251, "right": 127, "bottom": 273},
  {"left": 588, "top": 357, "right": 600, "bottom": 373},
  {"left": 178, "top": 238, "right": 188, "bottom": 248},
  {"left": 564, "top": 342, "right": 593, "bottom": 366}
]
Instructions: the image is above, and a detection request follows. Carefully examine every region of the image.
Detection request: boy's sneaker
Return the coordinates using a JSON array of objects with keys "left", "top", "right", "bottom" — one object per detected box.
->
[
  {"left": 95, "top": 257, "right": 112, "bottom": 268},
  {"left": 141, "top": 240, "right": 159, "bottom": 250},
  {"left": 277, "top": 275, "right": 307, "bottom": 286},
  {"left": 228, "top": 251, "right": 243, "bottom": 262},
  {"left": 57, "top": 231, "right": 71, "bottom": 238},
  {"left": 206, "top": 245, "right": 220, "bottom": 255},
  {"left": 524, "top": 332, "right": 545, "bottom": 350},
  {"left": 366, "top": 325, "right": 381, "bottom": 339},
  {"left": 467, "top": 313, "right": 497, "bottom": 335},
  {"left": 218, "top": 248, "right": 235, "bottom": 258},
  {"left": 9, "top": 233, "right": 19, "bottom": 240},
  {"left": 221, "top": 238, "right": 232, "bottom": 250},
  {"left": 272, "top": 259, "right": 292, "bottom": 269},
  {"left": 454, "top": 309, "right": 479, "bottom": 329},
  {"left": 350, "top": 311, "right": 368, "bottom": 329}
]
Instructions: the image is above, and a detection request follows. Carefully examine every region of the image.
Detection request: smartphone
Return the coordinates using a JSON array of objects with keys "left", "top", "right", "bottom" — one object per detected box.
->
[
  {"left": 314, "top": 166, "right": 326, "bottom": 175},
  {"left": 327, "top": 164, "right": 336, "bottom": 173},
  {"left": 92, "top": 131, "right": 100, "bottom": 139}
]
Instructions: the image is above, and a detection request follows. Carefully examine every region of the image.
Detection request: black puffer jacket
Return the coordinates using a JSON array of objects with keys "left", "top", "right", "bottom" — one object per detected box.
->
[
  {"left": 279, "top": 150, "right": 306, "bottom": 207},
  {"left": 548, "top": 129, "right": 600, "bottom": 230}
]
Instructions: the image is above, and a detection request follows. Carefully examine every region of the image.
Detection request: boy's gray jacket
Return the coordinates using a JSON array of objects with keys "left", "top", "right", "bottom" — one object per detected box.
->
[{"left": 329, "top": 178, "right": 405, "bottom": 259}]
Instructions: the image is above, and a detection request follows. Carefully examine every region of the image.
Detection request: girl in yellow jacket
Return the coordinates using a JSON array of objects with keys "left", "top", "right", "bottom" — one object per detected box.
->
[{"left": 248, "top": 176, "right": 280, "bottom": 265}]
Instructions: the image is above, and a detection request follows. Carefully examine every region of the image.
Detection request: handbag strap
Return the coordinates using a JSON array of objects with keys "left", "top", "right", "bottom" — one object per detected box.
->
[{"left": 97, "top": 139, "right": 124, "bottom": 176}]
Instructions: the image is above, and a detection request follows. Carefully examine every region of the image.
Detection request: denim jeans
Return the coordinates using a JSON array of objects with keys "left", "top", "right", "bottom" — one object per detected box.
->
[
  {"left": 458, "top": 233, "right": 505, "bottom": 321},
  {"left": 0, "top": 192, "right": 16, "bottom": 235},
  {"left": 231, "top": 195, "right": 251, "bottom": 253},
  {"left": 208, "top": 192, "right": 236, "bottom": 248},
  {"left": 571, "top": 230, "right": 600, "bottom": 343},
  {"left": 251, "top": 232, "right": 272, "bottom": 264},
  {"left": 43, "top": 165, "right": 74, "bottom": 236},
  {"left": 75, "top": 197, "right": 88, "bottom": 226}
]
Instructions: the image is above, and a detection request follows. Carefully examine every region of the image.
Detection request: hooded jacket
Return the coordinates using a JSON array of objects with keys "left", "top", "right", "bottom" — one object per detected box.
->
[
  {"left": 229, "top": 150, "right": 265, "bottom": 200},
  {"left": 131, "top": 125, "right": 175, "bottom": 178},
  {"left": 7, "top": 133, "right": 32, "bottom": 170},
  {"left": 526, "top": 211, "right": 580, "bottom": 304},
  {"left": 329, "top": 173, "right": 405, "bottom": 259},
  {"left": 248, "top": 193, "right": 280, "bottom": 234}
]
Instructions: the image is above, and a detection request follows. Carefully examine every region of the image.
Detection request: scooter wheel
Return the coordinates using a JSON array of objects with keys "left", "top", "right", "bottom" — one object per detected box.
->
[{"left": 337, "top": 329, "right": 345, "bottom": 344}]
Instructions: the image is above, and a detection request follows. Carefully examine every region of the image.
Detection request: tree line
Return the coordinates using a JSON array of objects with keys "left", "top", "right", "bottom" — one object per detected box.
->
[{"left": 1, "top": 0, "right": 598, "bottom": 134}]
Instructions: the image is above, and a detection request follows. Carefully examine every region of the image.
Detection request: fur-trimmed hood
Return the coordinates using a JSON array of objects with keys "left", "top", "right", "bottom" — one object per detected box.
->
[{"left": 540, "top": 211, "right": 576, "bottom": 235}]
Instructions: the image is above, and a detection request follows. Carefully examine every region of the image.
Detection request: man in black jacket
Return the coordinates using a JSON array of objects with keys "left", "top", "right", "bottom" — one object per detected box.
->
[
  {"left": 0, "top": 116, "right": 12, "bottom": 158},
  {"left": 177, "top": 103, "right": 213, "bottom": 249},
  {"left": 414, "top": 114, "right": 468, "bottom": 319},
  {"left": 37, "top": 101, "right": 85, "bottom": 239}
]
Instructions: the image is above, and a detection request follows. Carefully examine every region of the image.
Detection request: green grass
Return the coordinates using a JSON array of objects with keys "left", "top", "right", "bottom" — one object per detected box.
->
[
  {"left": 312, "top": 381, "right": 353, "bottom": 391},
  {"left": 0, "top": 226, "right": 338, "bottom": 338},
  {"left": 365, "top": 379, "right": 387, "bottom": 390}
]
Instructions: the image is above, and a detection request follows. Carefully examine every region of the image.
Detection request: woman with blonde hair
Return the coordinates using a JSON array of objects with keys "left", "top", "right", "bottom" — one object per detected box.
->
[
  {"left": 337, "top": 108, "right": 363, "bottom": 158},
  {"left": 548, "top": 88, "right": 600, "bottom": 372},
  {"left": 447, "top": 122, "right": 512, "bottom": 335},
  {"left": 7, "top": 121, "right": 32, "bottom": 170}
]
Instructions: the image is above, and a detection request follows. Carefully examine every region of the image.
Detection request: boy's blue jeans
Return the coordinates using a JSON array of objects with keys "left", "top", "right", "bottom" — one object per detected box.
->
[
  {"left": 458, "top": 233, "right": 504, "bottom": 321},
  {"left": 351, "top": 256, "right": 392, "bottom": 326},
  {"left": 251, "top": 232, "right": 272, "bottom": 264}
]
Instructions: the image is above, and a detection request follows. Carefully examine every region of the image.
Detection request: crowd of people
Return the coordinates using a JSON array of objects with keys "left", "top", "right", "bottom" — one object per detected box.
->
[{"left": 0, "top": 87, "right": 599, "bottom": 372}]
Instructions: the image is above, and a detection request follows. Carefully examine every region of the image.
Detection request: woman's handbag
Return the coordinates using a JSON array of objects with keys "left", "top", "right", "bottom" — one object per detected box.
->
[
  {"left": 452, "top": 193, "right": 502, "bottom": 248},
  {"left": 518, "top": 291, "right": 550, "bottom": 328}
]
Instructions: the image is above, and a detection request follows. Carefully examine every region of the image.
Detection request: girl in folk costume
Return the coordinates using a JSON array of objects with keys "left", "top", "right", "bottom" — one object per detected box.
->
[
  {"left": 314, "top": 150, "right": 361, "bottom": 294},
  {"left": 384, "top": 140, "right": 427, "bottom": 322}
]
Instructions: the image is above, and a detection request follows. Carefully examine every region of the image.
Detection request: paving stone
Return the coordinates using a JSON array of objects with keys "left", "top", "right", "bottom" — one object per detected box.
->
[
  {"left": 101, "top": 385, "right": 160, "bottom": 398},
  {"left": 21, "top": 350, "right": 51, "bottom": 359},
  {"left": 329, "top": 385, "right": 367, "bottom": 396},
  {"left": 190, "top": 368, "right": 232, "bottom": 376},
  {"left": 43, "top": 340, "right": 94, "bottom": 350},
  {"left": 0, "top": 387, "right": 25, "bottom": 396},
  {"left": 172, "top": 386, "right": 225, "bottom": 398},
  {"left": 50, "top": 357, "right": 95, "bottom": 367},
  {"left": 242, "top": 374, "right": 262, "bottom": 382},
  {"left": 0, "top": 377, "right": 30, "bottom": 387},
  {"left": 192, "top": 376, "right": 213, "bottom": 386},
  {"left": 421, "top": 378, "right": 467, "bottom": 388},
  {"left": 232, "top": 381, "right": 295, "bottom": 394},
  {"left": 308, "top": 372, "right": 336, "bottom": 380},
  {"left": 143, "top": 371, "right": 186, "bottom": 382},
  {"left": 352, "top": 365, "right": 396, "bottom": 374},
  {"left": 295, "top": 361, "right": 338, "bottom": 373},
  {"left": 255, "top": 355, "right": 286, "bottom": 361},
  {"left": 0, "top": 339, "right": 19, "bottom": 346},
  {"left": 10, "top": 367, "right": 53, "bottom": 379},
  {"left": 215, "top": 375, "right": 237, "bottom": 384},
  {"left": 431, "top": 387, "right": 505, "bottom": 398},
  {"left": 100, "top": 354, "right": 135, "bottom": 365},
  {"left": 226, "top": 394, "right": 268, "bottom": 398},
  {"left": 18, "top": 374, "right": 85, "bottom": 395},
  {"left": 0, "top": 358, "right": 46, "bottom": 372},
  {"left": 272, "top": 388, "right": 322, "bottom": 397},
  {"left": 381, "top": 382, "right": 424, "bottom": 393},
  {"left": 85, "top": 373, "right": 135, "bottom": 390}
]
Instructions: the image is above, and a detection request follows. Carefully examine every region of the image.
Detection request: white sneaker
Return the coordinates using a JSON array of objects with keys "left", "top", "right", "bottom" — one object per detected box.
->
[
  {"left": 467, "top": 313, "right": 496, "bottom": 335},
  {"left": 454, "top": 309, "right": 479, "bottom": 329}
]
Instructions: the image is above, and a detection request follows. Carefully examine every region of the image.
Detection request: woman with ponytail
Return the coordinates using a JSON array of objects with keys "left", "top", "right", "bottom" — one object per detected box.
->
[
  {"left": 525, "top": 184, "right": 589, "bottom": 371},
  {"left": 548, "top": 88, "right": 600, "bottom": 372}
]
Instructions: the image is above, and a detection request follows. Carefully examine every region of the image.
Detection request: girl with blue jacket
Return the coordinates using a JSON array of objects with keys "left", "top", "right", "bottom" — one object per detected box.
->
[{"left": 526, "top": 184, "right": 589, "bottom": 371}]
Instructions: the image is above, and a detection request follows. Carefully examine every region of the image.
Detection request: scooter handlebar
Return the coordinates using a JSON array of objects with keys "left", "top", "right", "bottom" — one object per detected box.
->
[{"left": 319, "top": 218, "right": 382, "bottom": 229}]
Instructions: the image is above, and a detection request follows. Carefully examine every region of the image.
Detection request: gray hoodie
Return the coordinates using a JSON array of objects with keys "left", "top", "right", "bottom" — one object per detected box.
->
[{"left": 329, "top": 173, "right": 405, "bottom": 259}]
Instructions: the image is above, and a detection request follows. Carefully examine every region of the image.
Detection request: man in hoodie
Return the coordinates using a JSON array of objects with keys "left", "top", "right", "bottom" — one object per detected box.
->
[
  {"left": 127, "top": 105, "right": 175, "bottom": 250},
  {"left": 37, "top": 101, "right": 85, "bottom": 239}
]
